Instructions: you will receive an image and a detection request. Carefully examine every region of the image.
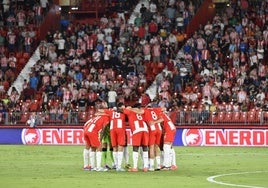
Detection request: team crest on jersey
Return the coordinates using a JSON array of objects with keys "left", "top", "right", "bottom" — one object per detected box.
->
[
  {"left": 21, "top": 128, "right": 41, "bottom": 145},
  {"left": 182, "top": 129, "right": 203, "bottom": 146}
]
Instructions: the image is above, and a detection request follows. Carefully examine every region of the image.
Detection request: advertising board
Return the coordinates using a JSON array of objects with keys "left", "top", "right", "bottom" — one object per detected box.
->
[{"left": 0, "top": 128, "right": 267, "bottom": 146}]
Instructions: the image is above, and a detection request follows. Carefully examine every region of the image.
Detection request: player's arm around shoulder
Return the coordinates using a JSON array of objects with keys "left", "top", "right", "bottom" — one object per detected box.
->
[
  {"left": 95, "top": 108, "right": 111, "bottom": 116},
  {"left": 149, "top": 116, "right": 164, "bottom": 125},
  {"left": 126, "top": 106, "right": 144, "bottom": 114}
]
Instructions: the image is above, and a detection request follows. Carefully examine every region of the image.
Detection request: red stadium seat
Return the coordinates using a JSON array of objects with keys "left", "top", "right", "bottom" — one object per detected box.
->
[
  {"left": 240, "top": 112, "right": 247, "bottom": 123},
  {"left": 158, "top": 62, "right": 165, "bottom": 69},
  {"left": 18, "top": 58, "right": 27, "bottom": 66},
  {"left": 257, "top": 111, "right": 263, "bottom": 124},
  {"left": 35, "top": 93, "right": 42, "bottom": 100},
  {"left": 232, "top": 112, "right": 241, "bottom": 123},
  {"left": 224, "top": 112, "right": 233, "bottom": 123},
  {"left": 23, "top": 52, "right": 30, "bottom": 59},
  {"left": 28, "top": 101, "right": 40, "bottom": 112},
  {"left": 18, "top": 112, "right": 30, "bottom": 124},
  {"left": 263, "top": 111, "right": 268, "bottom": 124},
  {"left": 214, "top": 112, "right": 225, "bottom": 124},
  {"left": 247, "top": 110, "right": 257, "bottom": 124},
  {"left": 79, "top": 112, "right": 87, "bottom": 123},
  {"left": 16, "top": 52, "right": 23, "bottom": 59},
  {"left": 210, "top": 113, "right": 217, "bottom": 124}
]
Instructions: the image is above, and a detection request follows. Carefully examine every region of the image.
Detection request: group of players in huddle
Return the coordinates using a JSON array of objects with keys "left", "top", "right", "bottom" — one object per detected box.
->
[{"left": 83, "top": 102, "right": 177, "bottom": 172}]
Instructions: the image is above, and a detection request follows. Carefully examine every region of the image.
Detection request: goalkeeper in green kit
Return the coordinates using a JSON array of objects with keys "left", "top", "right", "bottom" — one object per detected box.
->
[{"left": 102, "top": 124, "right": 116, "bottom": 170}]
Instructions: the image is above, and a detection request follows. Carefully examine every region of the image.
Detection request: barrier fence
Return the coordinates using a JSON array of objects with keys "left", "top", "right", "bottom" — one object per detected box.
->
[{"left": 1, "top": 110, "right": 268, "bottom": 126}]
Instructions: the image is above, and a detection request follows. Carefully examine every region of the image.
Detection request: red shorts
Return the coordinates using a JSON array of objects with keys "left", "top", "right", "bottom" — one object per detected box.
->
[
  {"left": 84, "top": 132, "right": 101, "bottom": 148},
  {"left": 164, "top": 130, "right": 176, "bottom": 143},
  {"left": 132, "top": 131, "right": 149, "bottom": 146},
  {"left": 110, "top": 128, "right": 126, "bottom": 147},
  {"left": 148, "top": 129, "right": 162, "bottom": 146}
]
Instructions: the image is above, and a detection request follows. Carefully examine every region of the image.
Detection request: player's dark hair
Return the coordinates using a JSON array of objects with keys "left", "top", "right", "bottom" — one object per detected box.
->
[
  {"left": 132, "top": 103, "right": 141, "bottom": 108},
  {"left": 117, "top": 102, "right": 124, "bottom": 108}
]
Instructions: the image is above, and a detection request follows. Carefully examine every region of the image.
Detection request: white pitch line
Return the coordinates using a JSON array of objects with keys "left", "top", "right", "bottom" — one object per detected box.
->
[
  {"left": 178, "top": 153, "right": 268, "bottom": 156},
  {"left": 207, "top": 171, "right": 268, "bottom": 188}
]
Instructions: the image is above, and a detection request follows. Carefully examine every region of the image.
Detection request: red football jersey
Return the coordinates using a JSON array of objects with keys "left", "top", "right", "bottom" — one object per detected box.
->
[
  {"left": 161, "top": 112, "right": 176, "bottom": 133},
  {"left": 123, "top": 108, "right": 148, "bottom": 134},
  {"left": 143, "top": 107, "right": 163, "bottom": 131},
  {"left": 103, "top": 109, "right": 126, "bottom": 130},
  {"left": 84, "top": 115, "right": 110, "bottom": 134}
]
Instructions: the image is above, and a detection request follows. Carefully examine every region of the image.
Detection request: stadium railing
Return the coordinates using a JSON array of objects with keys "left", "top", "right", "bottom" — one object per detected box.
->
[{"left": 1, "top": 110, "right": 268, "bottom": 126}]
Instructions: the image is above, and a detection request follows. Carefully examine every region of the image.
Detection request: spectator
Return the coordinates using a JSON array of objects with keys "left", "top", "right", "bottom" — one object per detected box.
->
[
  {"left": 0, "top": 79, "right": 5, "bottom": 98},
  {"left": 158, "top": 97, "right": 170, "bottom": 108},
  {"left": 134, "top": 13, "right": 142, "bottom": 27},
  {"left": 107, "top": 87, "right": 117, "bottom": 108},
  {"left": 77, "top": 94, "right": 88, "bottom": 112},
  {"left": 21, "top": 84, "right": 35, "bottom": 100},
  {"left": 116, "top": 2, "right": 126, "bottom": 24},
  {"left": 40, "top": 0, "right": 49, "bottom": 14},
  {"left": 191, "top": 106, "right": 200, "bottom": 124},
  {"left": 6, "top": 29, "right": 16, "bottom": 52},
  {"left": 55, "top": 35, "right": 66, "bottom": 56},
  {"left": 8, "top": 86, "right": 19, "bottom": 107},
  {"left": 237, "top": 88, "right": 247, "bottom": 105},
  {"left": 139, "top": 3, "right": 147, "bottom": 18},
  {"left": 149, "top": 1, "right": 157, "bottom": 14},
  {"left": 201, "top": 96, "right": 212, "bottom": 106},
  {"left": 49, "top": 105, "right": 57, "bottom": 121},
  {"left": 16, "top": 8, "right": 26, "bottom": 28},
  {"left": 199, "top": 103, "right": 210, "bottom": 123},
  {"left": 27, "top": 112, "right": 37, "bottom": 127},
  {"left": 33, "top": 2, "right": 43, "bottom": 26},
  {"left": 164, "top": 5, "right": 176, "bottom": 23}
]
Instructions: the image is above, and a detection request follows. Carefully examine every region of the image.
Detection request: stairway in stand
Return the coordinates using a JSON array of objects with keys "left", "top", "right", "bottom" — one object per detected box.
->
[{"left": 69, "top": 0, "right": 109, "bottom": 23}]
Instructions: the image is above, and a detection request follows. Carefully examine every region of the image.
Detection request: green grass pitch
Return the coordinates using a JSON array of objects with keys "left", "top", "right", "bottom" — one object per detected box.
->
[{"left": 0, "top": 145, "right": 267, "bottom": 188}]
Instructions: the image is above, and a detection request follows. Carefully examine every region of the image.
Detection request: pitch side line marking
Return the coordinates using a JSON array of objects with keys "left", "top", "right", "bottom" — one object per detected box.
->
[
  {"left": 178, "top": 153, "right": 268, "bottom": 156},
  {"left": 207, "top": 171, "right": 268, "bottom": 188}
]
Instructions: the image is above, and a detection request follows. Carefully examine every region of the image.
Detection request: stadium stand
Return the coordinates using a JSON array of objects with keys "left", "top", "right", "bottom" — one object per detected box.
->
[{"left": 1, "top": 0, "right": 268, "bottom": 126}]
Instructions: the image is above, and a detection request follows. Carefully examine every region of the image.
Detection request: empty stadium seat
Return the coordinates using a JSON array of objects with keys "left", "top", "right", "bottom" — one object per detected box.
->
[
  {"left": 28, "top": 100, "right": 40, "bottom": 112},
  {"left": 78, "top": 112, "right": 88, "bottom": 123},
  {"left": 263, "top": 111, "right": 268, "bottom": 124},
  {"left": 214, "top": 112, "right": 225, "bottom": 124},
  {"left": 232, "top": 112, "right": 241, "bottom": 123},
  {"left": 224, "top": 112, "right": 233, "bottom": 123},
  {"left": 15, "top": 52, "right": 23, "bottom": 59},
  {"left": 23, "top": 52, "right": 30, "bottom": 59},
  {"left": 247, "top": 110, "right": 258, "bottom": 124},
  {"left": 240, "top": 112, "right": 247, "bottom": 124},
  {"left": 17, "top": 112, "right": 30, "bottom": 124}
]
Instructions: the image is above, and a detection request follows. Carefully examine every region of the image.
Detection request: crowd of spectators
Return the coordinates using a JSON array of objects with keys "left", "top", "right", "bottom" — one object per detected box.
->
[
  {"left": 0, "top": 0, "right": 51, "bottom": 87},
  {"left": 174, "top": 0, "right": 268, "bottom": 114},
  {"left": 1, "top": 0, "right": 198, "bottom": 124},
  {"left": 0, "top": 0, "right": 50, "bottom": 122},
  {"left": 1, "top": 0, "right": 268, "bottom": 125}
]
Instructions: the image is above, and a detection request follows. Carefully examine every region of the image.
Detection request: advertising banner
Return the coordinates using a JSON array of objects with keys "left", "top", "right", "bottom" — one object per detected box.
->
[
  {"left": 180, "top": 129, "right": 268, "bottom": 146},
  {"left": 0, "top": 128, "right": 267, "bottom": 146}
]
